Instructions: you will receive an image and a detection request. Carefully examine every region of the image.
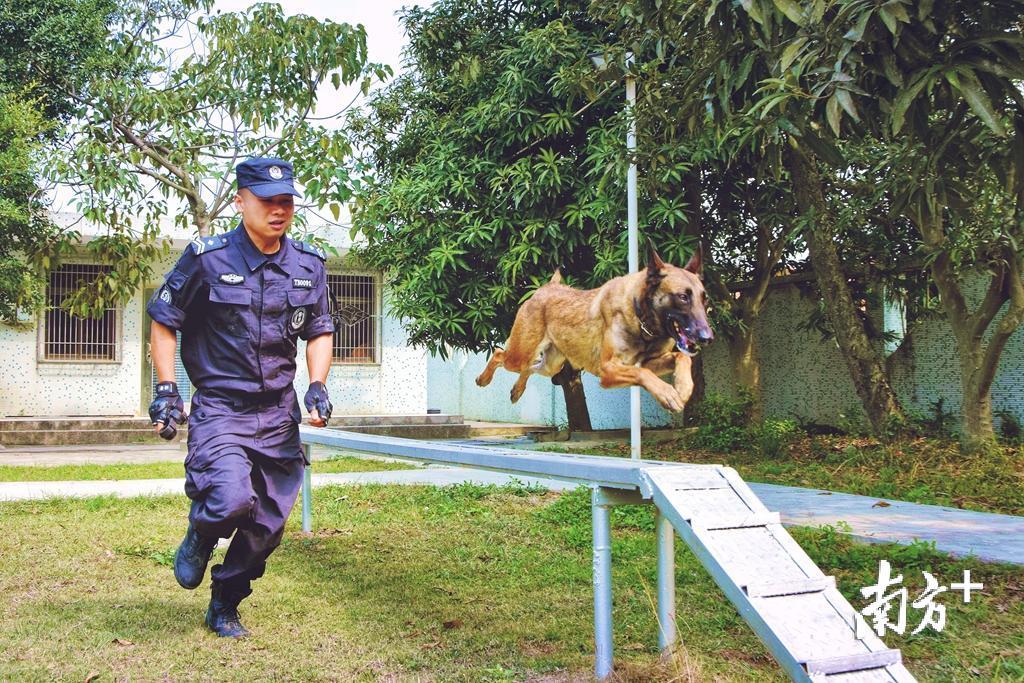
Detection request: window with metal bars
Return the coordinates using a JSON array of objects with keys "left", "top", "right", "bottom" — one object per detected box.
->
[
  {"left": 327, "top": 273, "right": 379, "bottom": 364},
  {"left": 40, "top": 264, "right": 121, "bottom": 362}
]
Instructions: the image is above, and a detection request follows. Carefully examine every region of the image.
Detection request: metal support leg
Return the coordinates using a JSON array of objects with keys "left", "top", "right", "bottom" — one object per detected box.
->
[
  {"left": 592, "top": 487, "right": 613, "bottom": 680},
  {"left": 656, "top": 511, "right": 676, "bottom": 651},
  {"left": 302, "top": 443, "right": 313, "bottom": 533}
]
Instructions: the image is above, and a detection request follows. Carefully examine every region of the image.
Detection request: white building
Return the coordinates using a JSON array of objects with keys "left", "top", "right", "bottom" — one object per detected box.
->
[{"left": 0, "top": 213, "right": 428, "bottom": 419}]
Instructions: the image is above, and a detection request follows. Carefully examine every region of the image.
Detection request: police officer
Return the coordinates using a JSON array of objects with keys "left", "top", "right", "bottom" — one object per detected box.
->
[{"left": 146, "top": 158, "right": 335, "bottom": 638}]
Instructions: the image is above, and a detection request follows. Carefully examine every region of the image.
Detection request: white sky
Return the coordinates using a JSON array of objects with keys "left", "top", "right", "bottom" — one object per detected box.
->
[
  {"left": 213, "top": 0, "right": 421, "bottom": 121},
  {"left": 54, "top": 1, "right": 425, "bottom": 225}
]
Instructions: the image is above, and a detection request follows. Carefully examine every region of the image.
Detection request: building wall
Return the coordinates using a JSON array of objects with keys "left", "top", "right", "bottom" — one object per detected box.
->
[
  {"left": 887, "top": 276, "right": 1024, "bottom": 429},
  {"left": 0, "top": 287, "right": 146, "bottom": 417},
  {"left": 418, "top": 271, "right": 1024, "bottom": 429},
  {"left": 0, "top": 243, "right": 427, "bottom": 418},
  {"left": 426, "top": 347, "right": 673, "bottom": 429},
  {"left": 700, "top": 278, "right": 1024, "bottom": 429},
  {"left": 700, "top": 283, "right": 869, "bottom": 425}
]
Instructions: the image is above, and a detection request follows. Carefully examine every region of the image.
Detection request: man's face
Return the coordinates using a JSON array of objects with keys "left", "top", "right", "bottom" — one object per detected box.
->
[{"left": 234, "top": 188, "right": 295, "bottom": 244}]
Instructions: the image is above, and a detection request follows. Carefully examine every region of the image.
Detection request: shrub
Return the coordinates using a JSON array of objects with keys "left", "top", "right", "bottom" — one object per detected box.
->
[
  {"left": 750, "top": 418, "right": 801, "bottom": 458},
  {"left": 688, "top": 390, "right": 752, "bottom": 452},
  {"left": 996, "top": 409, "right": 1022, "bottom": 444}
]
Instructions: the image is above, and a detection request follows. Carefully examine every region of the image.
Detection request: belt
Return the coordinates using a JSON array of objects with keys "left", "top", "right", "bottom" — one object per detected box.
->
[{"left": 195, "top": 387, "right": 292, "bottom": 409}]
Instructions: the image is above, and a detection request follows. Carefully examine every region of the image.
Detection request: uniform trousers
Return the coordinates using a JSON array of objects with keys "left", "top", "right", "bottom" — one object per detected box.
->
[{"left": 185, "top": 386, "right": 304, "bottom": 589}]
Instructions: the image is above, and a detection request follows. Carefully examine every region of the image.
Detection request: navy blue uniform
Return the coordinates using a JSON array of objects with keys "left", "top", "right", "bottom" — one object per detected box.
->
[{"left": 148, "top": 223, "right": 333, "bottom": 588}]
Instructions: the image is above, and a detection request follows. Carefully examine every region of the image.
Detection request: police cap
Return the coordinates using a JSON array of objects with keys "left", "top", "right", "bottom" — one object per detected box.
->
[{"left": 236, "top": 157, "right": 301, "bottom": 198}]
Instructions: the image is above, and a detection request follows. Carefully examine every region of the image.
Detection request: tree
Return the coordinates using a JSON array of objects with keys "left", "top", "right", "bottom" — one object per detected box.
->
[
  {"left": 774, "top": 0, "right": 1024, "bottom": 451},
  {"left": 0, "top": 0, "right": 119, "bottom": 323},
  {"left": 46, "top": 0, "right": 387, "bottom": 316},
  {"left": 0, "top": 96, "right": 58, "bottom": 322},
  {"left": 349, "top": 0, "right": 703, "bottom": 430},
  {"left": 590, "top": 0, "right": 908, "bottom": 432}
]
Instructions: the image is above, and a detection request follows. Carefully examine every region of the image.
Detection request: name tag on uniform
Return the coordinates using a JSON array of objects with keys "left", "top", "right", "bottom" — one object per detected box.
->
[
  {"left": 293, "top": 278, "right": 313, "bottom": 289},
  {"left": 219, "top": 273, "right": 244, "bottom": 285}
]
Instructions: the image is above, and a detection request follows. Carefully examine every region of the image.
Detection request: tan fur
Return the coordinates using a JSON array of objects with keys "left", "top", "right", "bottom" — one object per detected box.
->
[{"left": 476, "top": 249, "right": 711, "bottom": 412}]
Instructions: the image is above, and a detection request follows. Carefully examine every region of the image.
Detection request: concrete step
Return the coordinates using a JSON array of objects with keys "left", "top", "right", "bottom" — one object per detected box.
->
[
  {"left": 0, "top": 414, "right": 476, "bottom": 445},
  {"left": 341, "top": 424, "right": 474, "bottom": 440},
  {"left": 329, "top": 414, "right": 463, "bottom": 427},
  {"left": 0, "top": 428, "right": 182, "bottom": 447},
  {"left": 467, "top": 422, "right": 555, "bottom": 438},
  {"left": 0, "top": 417, "right": 152, "bottom": 432}
]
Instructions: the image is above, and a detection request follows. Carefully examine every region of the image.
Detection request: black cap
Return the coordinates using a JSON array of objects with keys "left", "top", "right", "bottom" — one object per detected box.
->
[{"left": 236, "top": 157, "right": 301, "bottom": 198}]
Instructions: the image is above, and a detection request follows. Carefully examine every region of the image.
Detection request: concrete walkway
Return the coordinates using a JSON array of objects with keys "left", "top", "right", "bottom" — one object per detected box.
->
[{"left": 1, "top": 463, "right": 1021, "bottom": 565}]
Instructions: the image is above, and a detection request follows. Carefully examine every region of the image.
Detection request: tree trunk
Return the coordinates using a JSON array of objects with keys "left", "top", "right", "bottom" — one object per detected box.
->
[
  {"left": 961, "top": 359, "right": 997, "bottom": 452},
  {"left": 786, "top": 146, "right": 905, "bottom": 434},
  {"left": 728, "top": 323, "right": 763, "bottom": 422},
  {"left": 683, "top": 354, "right": 706, "bottom": 427},
  {"left": 553, "top": 363, "right": 592, "bottom": 432},
  {"left": 917, "top": 217, "right": 1023, "bottom": 452}
]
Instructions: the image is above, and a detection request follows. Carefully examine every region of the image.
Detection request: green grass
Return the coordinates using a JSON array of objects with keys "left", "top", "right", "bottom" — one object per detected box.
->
[
  {"left": 553, "top": 435, "right": 1024, "bottom": 516},
  {"left": 0, "top": 455, "right": 416, "bottom": 482},
  {"left": 0, "top": 484, "right": 1020, "bottom": 681}
]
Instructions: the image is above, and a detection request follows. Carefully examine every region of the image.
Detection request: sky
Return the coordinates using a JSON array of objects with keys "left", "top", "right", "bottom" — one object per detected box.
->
[
  {"left": 54, "top": 1, "right": 426, "bottom": 223},
  {"left": 213, "top": 0, "right": 422, "bottom": 118}
]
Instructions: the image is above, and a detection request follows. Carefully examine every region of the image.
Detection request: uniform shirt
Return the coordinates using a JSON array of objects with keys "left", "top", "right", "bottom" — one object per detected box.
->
[{"left": 147, "top": 224, "right": 335, "bottom": 394}]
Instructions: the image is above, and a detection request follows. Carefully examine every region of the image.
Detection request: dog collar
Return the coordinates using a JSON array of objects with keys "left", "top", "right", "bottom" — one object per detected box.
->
[{"left": 632, "top": 297, "right": 658, "bottom": 340}]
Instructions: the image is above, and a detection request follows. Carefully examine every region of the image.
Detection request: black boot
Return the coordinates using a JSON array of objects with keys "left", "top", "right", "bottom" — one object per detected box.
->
[
  {"left": 205, "top": 580, "right": 252, "bottom": 638},
  {"left": 173, "top": 523, "right": 217, "bottom": 589}
]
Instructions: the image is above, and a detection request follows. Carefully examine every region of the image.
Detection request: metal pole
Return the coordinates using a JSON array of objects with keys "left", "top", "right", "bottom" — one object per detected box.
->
[
  {"left": 625, "top": 52, "right": 641, "bottom": 461},
  {"left": 656, "top": 511, "right": 677, "bottom": 651},
  {"left": 302, "top": 443, "right": 313, "bottom": 533},
  {"left": 592, "top": 487, "right": 614, "bottom": 680}
]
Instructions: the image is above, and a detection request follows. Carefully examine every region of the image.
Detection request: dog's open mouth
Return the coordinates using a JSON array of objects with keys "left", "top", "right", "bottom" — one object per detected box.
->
[{"left": 665, "top": 312, "right": 699, "bottom": 356}]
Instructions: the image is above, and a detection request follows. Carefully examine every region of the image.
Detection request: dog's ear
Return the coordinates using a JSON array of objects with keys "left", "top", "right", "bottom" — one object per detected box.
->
[
  {"left": 646, "top": 238, "right": 666, "bottom": 275},
  {"left": 684, "top": 243, "right": 703, "bottom": 277}
]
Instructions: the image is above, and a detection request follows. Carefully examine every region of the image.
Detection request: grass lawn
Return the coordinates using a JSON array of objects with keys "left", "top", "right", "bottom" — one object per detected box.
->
[
  {"left": 0, "top": 455, "right": 416, "bottom": 482},
  {"left": 1, "top": 484, "right": 1020, "bottom": 681},
  {"left": 551, "top": 435, "right": 1024, "bottom": 516}
]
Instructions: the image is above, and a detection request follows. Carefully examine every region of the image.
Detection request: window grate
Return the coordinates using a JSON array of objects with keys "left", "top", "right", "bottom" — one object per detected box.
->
[
  {"left": 327, "top": 273, "right": 379, "bottom": 364},
  {"left": 43, "top": 264, "right": 120, "bottom": 362}
]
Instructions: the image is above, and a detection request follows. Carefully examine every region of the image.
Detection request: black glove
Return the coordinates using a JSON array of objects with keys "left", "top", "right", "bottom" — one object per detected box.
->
[
  {"left": 149, "top": 381, "right": 185, "bottom": 440},
  {"left": 303, "top": 381, "right": 332, "bottom": 426}
]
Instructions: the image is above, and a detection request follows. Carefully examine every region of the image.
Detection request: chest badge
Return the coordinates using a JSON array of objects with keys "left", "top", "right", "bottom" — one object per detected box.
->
[
  {"left": 219, "top": 273, "right": 244, "bottom": 285},
  {"left": 290, "top": 307, "right": 308, "bottom": 331},
  {"left": 293, "top": 278, "right": 313, "bottom": 289}
]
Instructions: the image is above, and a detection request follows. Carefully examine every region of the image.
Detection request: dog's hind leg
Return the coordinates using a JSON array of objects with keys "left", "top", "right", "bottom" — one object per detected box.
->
[{"left": 476, "top": 349, "right": 506, "bottom": 387}]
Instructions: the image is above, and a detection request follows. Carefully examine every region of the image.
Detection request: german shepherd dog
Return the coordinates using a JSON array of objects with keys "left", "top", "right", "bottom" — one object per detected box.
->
[{"left": 476, "top": 243, "right": 713, "bottom": 412}]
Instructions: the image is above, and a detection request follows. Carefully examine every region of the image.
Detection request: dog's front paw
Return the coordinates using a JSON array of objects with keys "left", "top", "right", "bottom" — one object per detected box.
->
[{"left": 651, "top": 383, "right": 685, "bottom": 412}]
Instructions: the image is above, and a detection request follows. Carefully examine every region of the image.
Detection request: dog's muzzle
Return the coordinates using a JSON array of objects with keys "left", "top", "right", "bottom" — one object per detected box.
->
[{"left": 664, "top": 310, "right": 713, "bottom": 356}]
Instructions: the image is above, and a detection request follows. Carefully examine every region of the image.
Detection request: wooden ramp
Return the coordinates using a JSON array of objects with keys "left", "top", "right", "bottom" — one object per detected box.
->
[{"left": 645, "top": 465, "right": 915, "bottom": 682}]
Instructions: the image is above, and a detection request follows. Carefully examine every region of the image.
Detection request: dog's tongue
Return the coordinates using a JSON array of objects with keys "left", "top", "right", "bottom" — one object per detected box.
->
[{"left": 676, "top": 329, "right": 692, "bottom": 354}]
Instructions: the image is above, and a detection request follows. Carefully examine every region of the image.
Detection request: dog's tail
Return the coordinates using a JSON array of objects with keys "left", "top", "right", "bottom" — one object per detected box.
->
[{"left": 549, "top": 268, "right": 563, "bottom": 284}]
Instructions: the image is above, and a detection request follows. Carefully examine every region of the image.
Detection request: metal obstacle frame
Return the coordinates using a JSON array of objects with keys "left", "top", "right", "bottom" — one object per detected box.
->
[
  {"left": 297, "top": 426, "right": 913, "bottom": 682},
  {"left": 297, "top": 428, "right": 685, "bottom": 678}
]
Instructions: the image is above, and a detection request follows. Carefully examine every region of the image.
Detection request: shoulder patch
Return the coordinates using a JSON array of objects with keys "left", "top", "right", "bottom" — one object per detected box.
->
[
  {"left": 293, "top": 240, "right": 328, "bottom": 261},
  {"left": 189, "top": 235, "right": 229, "bottom": 256}
]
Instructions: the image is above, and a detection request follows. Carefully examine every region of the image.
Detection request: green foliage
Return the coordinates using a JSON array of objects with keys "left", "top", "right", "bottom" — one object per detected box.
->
[
  {"left": 348, "top": 0, "right": 711, "bottom": 355},
  {"left": 750, "top": 418, "right": 801, "bottom": 458},
  {"left": 44, "top": 0, "right": 389, "bottom": 316},
  {"left": 996, "top": 410, "right": 1022, "bottom": 445},
  {"left": 908, "top": 397, "right": 958, "bottom": 439},
  {"left": 0, "top": 0, "right": 118, "bottom": 122},
  {"left": 0, "top": 94, "right": 62, "bottom": 323},
  {"left": 688, "top": 391, "right": 752, "bottom": 452}
]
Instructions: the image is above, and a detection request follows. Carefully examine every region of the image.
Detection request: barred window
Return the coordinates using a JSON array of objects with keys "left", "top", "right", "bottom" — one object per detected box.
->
[
  {"left": 327, "top": 273, "right": 379, "bottom": 364},
  {"left": 41, "top": 264, "right": 121, "bottom": 362}
]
